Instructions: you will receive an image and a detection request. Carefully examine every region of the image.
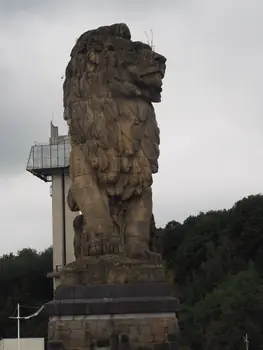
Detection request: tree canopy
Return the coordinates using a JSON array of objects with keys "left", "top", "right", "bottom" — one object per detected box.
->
[
  {"left": 162, "top": 194, "right": 263, "bottom": 350},
  {"left": 0, "top": 247, "right": 52, "bottom": 340},
  {"left": 0, "top": 194, "right": 263, "bottom": 349}
]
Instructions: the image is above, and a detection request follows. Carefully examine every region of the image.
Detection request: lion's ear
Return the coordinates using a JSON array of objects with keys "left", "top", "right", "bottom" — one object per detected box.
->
[{"left": 110, "top": 23, "right": 131, "bottom": 40}]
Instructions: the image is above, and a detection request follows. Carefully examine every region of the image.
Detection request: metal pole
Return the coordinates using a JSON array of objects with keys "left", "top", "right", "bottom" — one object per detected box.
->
[
  {"left": 17, "top": 303, "right": 20, "bottom": 350},
  {"left": 244, "top": 333, "right": 249, "bottom": 350},
  {"left": 9, "top": 303, "right": 44, "bottom": 350}
]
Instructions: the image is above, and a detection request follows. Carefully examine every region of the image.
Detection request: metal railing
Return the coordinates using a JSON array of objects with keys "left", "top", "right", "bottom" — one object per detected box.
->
[{"left": 26, "top": 137, "right": 71, "bottom": 171}]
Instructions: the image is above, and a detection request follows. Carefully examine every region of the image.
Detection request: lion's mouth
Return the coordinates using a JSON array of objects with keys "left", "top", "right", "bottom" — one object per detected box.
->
[{"left": 140, "top": 68, "right": 165, "bottom": 79}]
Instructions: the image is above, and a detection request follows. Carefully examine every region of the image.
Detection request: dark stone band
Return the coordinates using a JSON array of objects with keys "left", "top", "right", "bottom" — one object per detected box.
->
[
  {"left": 45, "top": 296, "right": 180, "bottom": 316},
  {"left": 55, "top": 282, "right": 174, "bottom": 300}
]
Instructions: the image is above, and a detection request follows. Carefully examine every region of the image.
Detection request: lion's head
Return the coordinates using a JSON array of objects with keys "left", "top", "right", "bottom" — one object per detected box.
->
[
  {"left": 63, "top": 23, "right": 166, "bottom": 109},
  {"left": 112, "top": 39, "right": 166, "bottom": 103}
]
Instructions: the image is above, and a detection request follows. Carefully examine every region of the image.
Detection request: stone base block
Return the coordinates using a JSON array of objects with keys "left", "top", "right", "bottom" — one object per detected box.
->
[
  {"left": 59, "top": 255, "right": 166, "bottom": 285},
  {"left": 48, "top": 313, "right": 179, "bottom": 350},
  {"left": 46, "top": 283, "right": 180, "bottom": 350}
]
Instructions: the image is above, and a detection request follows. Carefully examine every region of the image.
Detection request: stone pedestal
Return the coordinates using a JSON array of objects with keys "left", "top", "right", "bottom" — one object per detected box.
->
[
  {"left": 46, "top": 282, "right": 180, "bottom": 350},
  {"left": 59, "top": 255, "right": 166, "bottom": 285}
]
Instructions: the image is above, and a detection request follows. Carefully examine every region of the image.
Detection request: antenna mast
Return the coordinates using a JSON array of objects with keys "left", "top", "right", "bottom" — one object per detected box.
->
[
  {"left": 144, "top": 30, "right": 155, "bottom": 50},
  {"left": 150, "top": 30, "right": 155, "bottom": 51}
]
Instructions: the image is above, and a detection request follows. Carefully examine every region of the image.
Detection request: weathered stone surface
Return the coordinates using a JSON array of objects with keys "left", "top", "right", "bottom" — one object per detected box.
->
[
  {"left": 47, "top": 340, "right": 64, "bottom": 350},
  {"left": 46, "top": 282, "right": 180, "bottom": 348},
  {"left": 64, "top": 22, "right": 167, "bottom": 263},
  {"left": 59, "top": 254, "right": 165, "bottom": 285},
  {"left": 48, "top": 314, "right": 179, "bottom": 350}
]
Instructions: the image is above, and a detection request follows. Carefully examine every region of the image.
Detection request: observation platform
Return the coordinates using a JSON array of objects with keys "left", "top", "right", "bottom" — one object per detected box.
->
[{"left": 26, "top": 135, "right": 71, "bottom": 182}]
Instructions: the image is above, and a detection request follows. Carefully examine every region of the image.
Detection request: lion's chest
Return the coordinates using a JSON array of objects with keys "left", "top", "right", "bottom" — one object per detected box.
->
[{"left": 114, "top": 99, "right": 155, "bottom": 156}]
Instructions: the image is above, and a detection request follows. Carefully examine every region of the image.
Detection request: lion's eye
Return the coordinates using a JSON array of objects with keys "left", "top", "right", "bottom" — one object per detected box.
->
[
  {"left": 143, "top": 51, "right": 151, "bottom": 61},
  {"left": 106, "top": 44, "right": 115, "bottom": 51}
]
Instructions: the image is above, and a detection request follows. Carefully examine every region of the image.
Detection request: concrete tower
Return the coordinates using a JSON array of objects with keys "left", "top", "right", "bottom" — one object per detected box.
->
[{"left": 26, "top": 122, "right": 77, "bottom": 289}]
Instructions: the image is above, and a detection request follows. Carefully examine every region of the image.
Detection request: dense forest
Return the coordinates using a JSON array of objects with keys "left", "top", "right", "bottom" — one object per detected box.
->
[
  {"left": 1, "top": 194, "right": 263, "bottom": 349},
  {"left": 0, "top": 248, "right": 52, "bottom": 339}
]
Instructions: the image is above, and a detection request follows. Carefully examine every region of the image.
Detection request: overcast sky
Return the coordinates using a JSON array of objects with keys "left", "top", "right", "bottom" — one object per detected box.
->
[{"left": 0, "top": 0, "right": 262, "bottom": 255}]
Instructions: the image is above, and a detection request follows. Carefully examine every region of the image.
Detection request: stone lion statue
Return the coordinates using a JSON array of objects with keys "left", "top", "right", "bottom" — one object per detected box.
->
[{"left": 64, "top": 23, "right": 166, "bottom": 261}]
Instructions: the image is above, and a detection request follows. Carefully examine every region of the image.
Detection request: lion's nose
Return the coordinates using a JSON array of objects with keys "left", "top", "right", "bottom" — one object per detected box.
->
[{"left": 154, "top": 53, "right": 167, "bottom": 64}]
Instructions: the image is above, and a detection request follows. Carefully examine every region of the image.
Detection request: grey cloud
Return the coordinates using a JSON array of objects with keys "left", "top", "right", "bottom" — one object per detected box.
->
[
  {"left": 0, "top": 0, "right": 48, "bottom": 14},
  {"left": 0, "top": 174, "right": 51, "bottom": 255},
  {"left": 0, "top": 0, "right": 263, "bottom": 253},
  {"left": 0, "top": 0, "right": 169, "bottom": 18}
]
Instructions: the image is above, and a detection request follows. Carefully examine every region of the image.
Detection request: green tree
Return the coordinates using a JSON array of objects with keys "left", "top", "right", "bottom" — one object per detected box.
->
[
  {"left": 0, "top": 247, "right": 53, "bottom": 339},
  {"left": 162, "top": 195, "right": 263, "bottom": 350}
]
